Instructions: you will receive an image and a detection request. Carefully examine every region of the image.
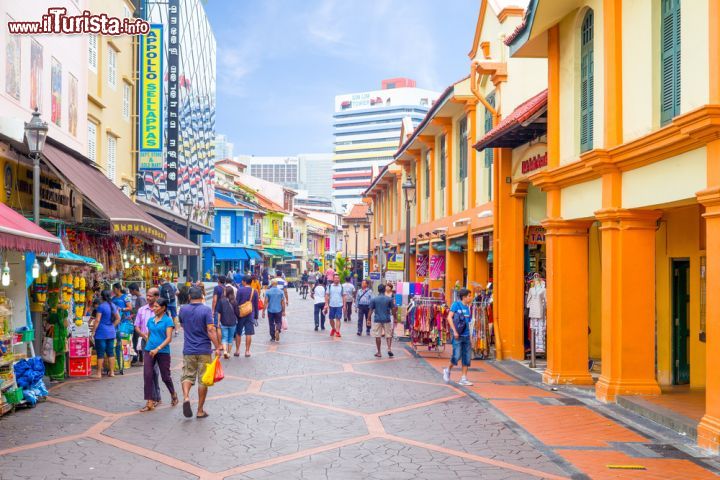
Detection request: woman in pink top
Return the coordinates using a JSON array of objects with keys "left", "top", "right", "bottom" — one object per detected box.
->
[{"left": 325, "top": 268, "right": 335, "bottom": 283}]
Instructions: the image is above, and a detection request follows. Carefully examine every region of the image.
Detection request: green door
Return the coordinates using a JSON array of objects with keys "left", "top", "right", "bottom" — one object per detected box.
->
[{"left": 672, "top": 259, "right": 690, "bottom": 385}]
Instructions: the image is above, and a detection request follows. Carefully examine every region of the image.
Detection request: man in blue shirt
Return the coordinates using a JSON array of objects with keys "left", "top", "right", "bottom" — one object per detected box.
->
[
  {"left": 443, "top": 288, "right": 473, "bottom": 386},
  {"left": 179, "top": 287, "right": 222, "bottom": 419},
  {"left": 369, "top": 284, "right": 397, "bottom": 357},
  {"left": 264, "top": 279, "right": 285, "bottom": 342},
  {"left": 325, "top": 274, "right": 345, "bottom": 338}
]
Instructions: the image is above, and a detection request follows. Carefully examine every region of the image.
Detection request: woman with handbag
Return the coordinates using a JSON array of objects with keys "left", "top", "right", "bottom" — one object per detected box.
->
[
  {"left": 139, "top": 297, "right": 178, "bottom": 412},
  {"left": 92, "top": 290, "right": 120, "bottom": 379},
  {"left": 234, "top": 275, "right": 259, "bottom": 357},
  {"left": 217, "top": 286, "right": 238, "bottom": 359}
]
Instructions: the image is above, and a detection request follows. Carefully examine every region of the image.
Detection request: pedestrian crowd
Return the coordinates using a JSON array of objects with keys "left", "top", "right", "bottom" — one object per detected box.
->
[{"left": 88, "top": 266, "right": 476, "bottom": 418}]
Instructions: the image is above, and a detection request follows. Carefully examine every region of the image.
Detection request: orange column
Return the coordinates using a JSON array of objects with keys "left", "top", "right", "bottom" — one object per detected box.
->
[
  {"left": 415, "top": 155, "right": 422, "bottom": 227},
  {"left": 467, "top": 227, "right": 476, "bottom": 282},
  {"left": 396, "top": 175, "right": 403, "bottom": 236},
  {"left": 446, "top": 125, "right": 454, "bottom": 217},
  {"left": 595, "top": 209, "right": 662, "bottom": 402},
  {"left": 603, "top": 0, "right": 623, "bottom": 147},
  {"left": 429, "top": 147, "right": 436, "bottom": 221},
  {"left": 466, "top": 102, "right": 478, "bottom": 208},
  {"left": 445, "top": 240, "right": 463, "bottom": 298},
  {"left": 542, "top": 219, "right": 594, "bottom": 385},
  {"left": 495, "top": 149, "right": 525, "bottom": 359}
]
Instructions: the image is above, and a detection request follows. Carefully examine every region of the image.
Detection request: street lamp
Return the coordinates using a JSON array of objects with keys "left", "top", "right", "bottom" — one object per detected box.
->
[
  {"left": 366, "top": 206, "right": 373, "bottom": 275},
  {"left": 24, "top": 109, "right": 49, "bottom": 225},
  {"left": 402, "top": 176, "right": 416, "bottom": 282},
  {"left": 343, "top": 231, "right": 349, "bottom": 258},
  {"left": 353, "top": 222, "right": 359, "bottom": 281}
]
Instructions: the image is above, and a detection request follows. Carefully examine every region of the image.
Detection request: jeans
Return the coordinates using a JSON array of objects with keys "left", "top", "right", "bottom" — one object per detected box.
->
[
  {"left": 450, "top": 336, "right": 472, "bottom": 367},
  {"left": 94, "top": 337, "right": 115, "bottom": 358},
  {"left": 357, "top": 305, "right": 370, "bottom": 335},
  {"left": 221, "top": 326, "right": 236, "bottom": 344},
  {"left": 313, "top": 303, "right": 326, "bottom": 329},
  {"left": 144, "top": 352, "right": 175, "bottom": 401},
  {"left": 268, "top": 312, "right": 282, "bottom": 340}
]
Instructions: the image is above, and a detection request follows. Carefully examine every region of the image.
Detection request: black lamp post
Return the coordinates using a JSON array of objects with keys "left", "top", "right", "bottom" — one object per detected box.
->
[
  {"left": 402, "top": 176, "right": 416, "bottom": 282},
  {"left": 344, "top": 231, "right": 349, "bottom": 258},
  {"left": 24, "top": 109, "right": 49, "bottom": 225},
  {"left": 366, "top": 206, "right": 373, "bottom": 276},
  {"left": 353, "top": 222, "right": 359, "bottom": 280}
]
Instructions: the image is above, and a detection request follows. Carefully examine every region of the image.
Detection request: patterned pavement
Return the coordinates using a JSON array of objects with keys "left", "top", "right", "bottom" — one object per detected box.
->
[{"left": 0, "top": 290, "right": 718, "bottom": 479}]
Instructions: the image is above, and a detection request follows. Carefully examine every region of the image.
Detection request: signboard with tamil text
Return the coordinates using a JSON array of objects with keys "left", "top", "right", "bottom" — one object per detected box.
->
[{"left": 139, "top": 24, "right": 163, "bottom": 168}]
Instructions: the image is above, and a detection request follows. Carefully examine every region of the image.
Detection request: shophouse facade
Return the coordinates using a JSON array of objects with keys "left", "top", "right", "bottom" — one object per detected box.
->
[{"left": 504, "top": 0, "right": 720, "bottom": 452}]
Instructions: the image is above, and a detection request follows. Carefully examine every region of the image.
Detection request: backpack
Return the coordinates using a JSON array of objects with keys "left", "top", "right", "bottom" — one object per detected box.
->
[
  {"left": 160, "top": 283, "right": 176, "bottom": 303},
  {"left": 453, "top": 304, "right": 468, "bottom": 336}
]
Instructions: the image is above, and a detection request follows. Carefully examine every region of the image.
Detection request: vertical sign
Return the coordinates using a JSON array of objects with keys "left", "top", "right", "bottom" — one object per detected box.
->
[
  {"left": 429, "top": 255, "right": 445, "bottom": 280},
  {"left": 363, "top": 260, "right": 369, "bottom": 279},
  {"left": 166, "top": 0, "right": 180, "bottom": 192},
  {"left": 139, "top": 24, "right": 163, "bottom": 169},
  {"left": 416, "top": 254, "right": 429, "bottom": 277}
]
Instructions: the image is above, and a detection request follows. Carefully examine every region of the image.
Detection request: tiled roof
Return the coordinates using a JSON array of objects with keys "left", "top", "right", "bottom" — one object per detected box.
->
[
  {"left": 504, "top": 17, "right": 527, "bottom": 45},
  {"left": 473, "top": 89, "right": 547, "bottom": 150},
  {"left": 214, "top": 197, "right": 237, "bottom": 209},
  {"left": 344, "top": 203, "right": 369, "bottom": 220}
]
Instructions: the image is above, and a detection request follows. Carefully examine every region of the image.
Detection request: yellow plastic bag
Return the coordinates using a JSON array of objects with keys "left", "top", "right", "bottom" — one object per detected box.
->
[{"left": 200, "top": 357, "right": 218, "bottom": 386}]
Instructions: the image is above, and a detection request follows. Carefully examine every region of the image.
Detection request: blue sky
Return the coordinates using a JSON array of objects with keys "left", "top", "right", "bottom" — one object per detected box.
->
[{"left": 203, "top": 0, "right": 479, "bottom": 156}]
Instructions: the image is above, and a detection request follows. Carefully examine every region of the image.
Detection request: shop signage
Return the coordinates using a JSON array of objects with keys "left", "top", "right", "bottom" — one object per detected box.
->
[
  {"left": 521, "top": 152, "right": 547, "bottom": 174},
  {"left": 387, "top": 253, "right": 404, "bottom": 271},
  {"left": 165, "top": 0, "right": 179, "bottom": 192},
  {"left": 11, "top": 163, "right": 81, "bottom": 222},
  {"left": 385, "top": 270, "right": 403, "bottom": 282},
  {"left": 416, "top": 254, "right": 428, "bottom": 277},
  {"left": 369, "top": 271, "right": 381, "bottom": 281},
  {"left": 112, "top": 221, "right": 166, "bottom": 242},
  {"left": 429, "top": 255, "right": 445, "bottom": 280},
  {"left": 525, "top": 226, "right": 546, "bottom": 245},
  {"left": 140, "top": 24, "right": 163, "bottom": 154},
  {"left": 363, "top": 260, "right": 369, "bottom": 278}
]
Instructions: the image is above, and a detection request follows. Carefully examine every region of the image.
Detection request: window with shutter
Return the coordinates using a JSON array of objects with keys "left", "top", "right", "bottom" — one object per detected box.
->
[
  {"left": 107, "top": 46, "right": 117, "bottom": 89},
  {"left": 87, "top": 122, "right": 97, "bottom": 161},
  {"left": 88, "top": 35, "right": 97, "bottom": 72},
  {"left": 580, "top": 10, "right": 594, "bottom": 153},
  {"left": 122, "top": 83, "right": 130, "bottom": 119},
  {"left": 661, "top": 0, "right": 681, "bottom": 125},
  {"left": 424, "top": 150, "right": 430, "bottom": 199},
  {"left": 106, "top": 134, "right": 117, "bottom": 182},
  {"left": 458, "top": 116, "right": 468, "bottom": 180},
  {"left": 439, "top": 135, "right": 446, "bottom": 189},
  {"left": 484, "top": 92, "right": 495, "bottom": 199}
]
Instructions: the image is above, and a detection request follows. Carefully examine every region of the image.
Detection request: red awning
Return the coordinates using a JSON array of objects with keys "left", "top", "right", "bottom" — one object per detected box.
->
[
  {"left": 42, "top": 143, "right": 167, "bottom": 243},
  {"left": 474, "top": 89, "right": 548, "bottom": 151},
  {"left": 153, "top": 227, "right": 200, "bottom": 256},
  {"left": 0, "top": 203, "right": 61, "bottom": 254}
]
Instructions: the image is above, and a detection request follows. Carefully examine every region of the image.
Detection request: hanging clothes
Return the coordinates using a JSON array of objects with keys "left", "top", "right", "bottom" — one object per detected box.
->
[{"left": 526, "top": 283, "right": 546, "bottom": 354}]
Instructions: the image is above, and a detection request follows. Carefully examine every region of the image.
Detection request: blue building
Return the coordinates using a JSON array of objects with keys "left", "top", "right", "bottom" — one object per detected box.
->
[{"left": 202, "top": 192, "right": 262, "bottom": 276}]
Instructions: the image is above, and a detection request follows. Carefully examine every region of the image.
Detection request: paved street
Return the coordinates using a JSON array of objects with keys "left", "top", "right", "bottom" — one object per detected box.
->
[{"left": 1, "top": 291, "right": 719, "bottom": 479}]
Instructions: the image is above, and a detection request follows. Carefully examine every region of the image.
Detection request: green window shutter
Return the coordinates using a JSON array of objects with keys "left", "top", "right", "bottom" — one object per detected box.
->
[
  {"left": 439, "top": 135, "right": 446, "bottom": 189},
  {"left": 458, "top": 116, "right": 468, "bottom": 180},
  {"left": 424, "top": 150, "right": 430, "bottom": 199},
  {"left": 661, "top": 0, "right": 681, "bottom": 125},
  {"left": 484, "top": 92, "right": 495, "bottom": 168},
  {"left": 580, "top": 10, "right": 594, "bottom": 153}
]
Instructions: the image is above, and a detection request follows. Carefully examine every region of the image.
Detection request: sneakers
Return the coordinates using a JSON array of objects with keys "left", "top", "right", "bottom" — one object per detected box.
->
[
  {"left": 458, "top": 377, "right": 473, "bottom": 386},
  {"left": 330, "top": 329, "right": 336, "bottom": 337},
  {"left": 442, "top": 368, "right": 450, "bottom": 383},
  {"left": 335, "top": 331, "right": 342, "bottom": 338}
]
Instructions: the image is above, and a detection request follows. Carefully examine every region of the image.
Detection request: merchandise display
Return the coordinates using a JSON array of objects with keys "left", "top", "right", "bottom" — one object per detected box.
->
[
  {"left": 408, "top": 297, "right": 449, "bottom": 354},
  {"left": 471, "top": 286, "right": 494, "bottom": 360}
]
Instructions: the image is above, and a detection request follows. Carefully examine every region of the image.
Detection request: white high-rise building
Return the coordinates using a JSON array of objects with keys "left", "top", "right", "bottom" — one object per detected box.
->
[
  {"left": 238, "top": 153, "right": 333, "bottom": 201},
  {"left": 215, "top": 133, "right": 234, "bottom": 161},
  {"left": 333, "top": 78, "right": 439, "bottom": 211}
]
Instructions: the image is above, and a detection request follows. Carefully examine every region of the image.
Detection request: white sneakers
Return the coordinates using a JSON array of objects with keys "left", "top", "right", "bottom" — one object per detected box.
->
[{"left": 443, "top": 368, "right": 473, "bottom": 386}]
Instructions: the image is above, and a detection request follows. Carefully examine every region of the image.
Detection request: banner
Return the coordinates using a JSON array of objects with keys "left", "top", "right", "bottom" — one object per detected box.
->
[
  {"left": 140, "top": 24, "right": 163, "bottom": 154},
  {"left": 139, "top": 151, "right": 163, "bottom": 170},
  {"left": 416, "top": 254, "right": 429, "bottom": 277},
  {"left": 525, "top": 226, "right": 546, "bottom": 245},
  {"left": 429, "top": 255, "right": 445, "bottom": 280},
  {"left": 165, "top": 0, "right": 179, "bottom": 191},
  {"left": 386, "top": 253, "right": 404, "bottom": 271}
]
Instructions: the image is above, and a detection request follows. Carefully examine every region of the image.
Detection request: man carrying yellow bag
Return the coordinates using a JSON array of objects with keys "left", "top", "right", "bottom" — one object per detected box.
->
[{"left": 179, "top": 286, "right": 222, "bottom": 419}]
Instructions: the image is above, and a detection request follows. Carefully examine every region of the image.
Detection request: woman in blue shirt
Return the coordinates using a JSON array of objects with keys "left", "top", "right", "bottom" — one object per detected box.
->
[
  {"left": 92, "top": 290, "right": 120, "bottom": 379},
  {"left": 140, "top": 298, "right": 178, "bottom": 412}
]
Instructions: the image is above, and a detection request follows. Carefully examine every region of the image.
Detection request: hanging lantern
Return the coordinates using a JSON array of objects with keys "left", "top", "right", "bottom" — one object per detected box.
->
[
  {"left": 50, "top": 264, "right": 58, "bottom": 278},
  {"left": 32, "top": 259, "right": 40, "bottom": 279},
  {"left": 124, "top": 260, "right": 130, "bottom": 269},
  {"left": 146, "top": 255, "right": 151, "bottom": 265},
  {"left": 44, "top": 256, "right": 52, "bottom": 268},
  {"left": 1, "top": 262, "right": 9, "bottom": 287},
  {"left": 130, "top": 253, "right": 136, "bottom": 261},
  {"left": 123, "top": 253, "right": 128, "bottom": 260},
  {"left": 135, "top": 256, "right": 141, "bottom": 264}
]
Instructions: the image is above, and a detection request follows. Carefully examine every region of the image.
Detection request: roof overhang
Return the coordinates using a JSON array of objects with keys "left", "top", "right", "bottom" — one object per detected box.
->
[
  {"left": 507, "top": 0, "right": 583, "bottom": 58},
  {"left": 474, "top": 89, "right": 547, "bottom": 151}
]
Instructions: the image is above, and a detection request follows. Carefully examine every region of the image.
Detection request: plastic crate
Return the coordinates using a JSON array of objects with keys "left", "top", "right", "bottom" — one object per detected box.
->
[
  {"left": 3, "top": 387, "right": 23, "bottom": 404},
  {"left": 68, "top": 337, "right": 90, "bottom": 358},
  {"left": 68, "top": 357, "right": 91, "bottom": 377},
  {"left": 20, "top": 329, "right": 34, "bottom": 342}
]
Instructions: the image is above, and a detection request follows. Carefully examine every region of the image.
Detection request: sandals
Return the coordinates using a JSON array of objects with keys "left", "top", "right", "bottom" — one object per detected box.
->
[
  {"left": 388, "top": 351, "right": 394, "bottom": 357},
  {"left": 183, "top": 400, "right": 193, "bottom": 418},
  {"left": 196, "top": 412, "right": 209, "bottom": 419},
  {"left": 233, "top": 353, "right": 240, "bottom": 357},
  {"left": 140, "top": 403, "right": 155, "bottom": 413},
  {"left": 171, "top": 394, "right": 179, "bottom": 407},
  {"left": 374, "top": 353, "right": 382, "bottom": 358},
  {"left": 245, "top": 352, "right": 251, "bottom": 357}
]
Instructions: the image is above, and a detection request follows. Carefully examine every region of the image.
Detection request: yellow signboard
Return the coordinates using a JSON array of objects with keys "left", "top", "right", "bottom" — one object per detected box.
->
[
  {"left": 387, "top": 253, "right": 405, "bottom": 271},
  {"left": 140, "top": 24, "right": 163, "bottom": 153}
]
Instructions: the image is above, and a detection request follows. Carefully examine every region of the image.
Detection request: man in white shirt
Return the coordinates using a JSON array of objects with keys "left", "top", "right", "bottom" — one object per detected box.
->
[
  {"left": 325, "top": 274, "right": 344, "bottom": 338},
  {"left": 341, "top": 279, "right": 356, "bottom": 323},
  {"left": 274, "top": 270, "right": 289, "bottom": 306}
]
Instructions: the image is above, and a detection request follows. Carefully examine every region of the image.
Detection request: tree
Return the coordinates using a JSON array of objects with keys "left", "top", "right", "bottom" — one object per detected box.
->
[{"left": 334, "top": 254, "right": 351, "bottom": 282}]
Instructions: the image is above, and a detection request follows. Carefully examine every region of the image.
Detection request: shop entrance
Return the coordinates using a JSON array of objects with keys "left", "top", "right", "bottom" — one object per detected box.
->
[{"left": 672, "top": 259, "right": 690, "bottom": 385}]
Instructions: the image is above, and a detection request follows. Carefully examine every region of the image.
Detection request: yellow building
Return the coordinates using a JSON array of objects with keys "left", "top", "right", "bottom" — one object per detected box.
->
[
  {"left": 505, "top": 0, "right": 720, "bottom": 452},
  {"left": 86, "top": 0, "right": 137, "bottom": 192}
]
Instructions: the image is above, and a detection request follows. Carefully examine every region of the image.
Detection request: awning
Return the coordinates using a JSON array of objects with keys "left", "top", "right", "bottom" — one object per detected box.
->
[
  {"left": 431, "top": 241, "right": 446, "bottom": 252},
  {"left": 207, "top": 247, "right": 249, "bottom": 261},
  {"left": 474, "top": 89, "right": 548, "bottom": 151},
  {"left": 0, "top": 203, "right": 61, "bottom": 254},
  {"left": 42, "top": 142, "right": 166, "bottom": 243},
  {"left": 153, "top": 227, "right": 200, "bottom": 256},
  {"left": 245, "top": 249, "right": 262, "bottom": 260},
  {"left": 264, "top": 248, "right": 292, "bottom": 258}
]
